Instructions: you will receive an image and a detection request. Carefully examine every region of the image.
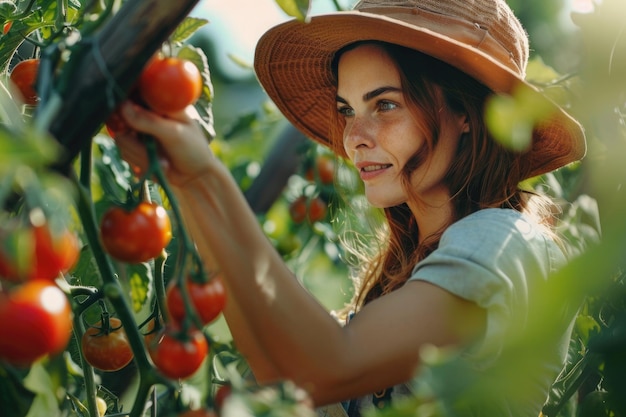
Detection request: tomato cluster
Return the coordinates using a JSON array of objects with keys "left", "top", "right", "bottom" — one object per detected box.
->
[
  {"left": 305, "top": 155, "right": 335, "bottom": 185},
  {"left": 289, "top": 195, "right": 327, "bottom": 224},
  {"left": 100, "top": 201, "right": 172, "bottom": 263}
]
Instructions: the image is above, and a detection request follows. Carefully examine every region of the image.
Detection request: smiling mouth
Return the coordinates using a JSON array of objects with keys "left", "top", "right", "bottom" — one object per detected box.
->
[{"left": 361, "top": 164, "right": 392, "bottom": 172}]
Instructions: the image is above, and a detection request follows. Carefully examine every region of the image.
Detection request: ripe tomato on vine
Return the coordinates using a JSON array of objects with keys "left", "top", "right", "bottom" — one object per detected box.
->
[
  {"left": 0, "top": 281, "right": 72, "bottom": 366},
  {"left": 100, "top": 201, "right": 172, "bottom": 263},
  {"left": 166, "top": 275, "right": 227, "bottom": 325},
  {"left": 138, "top": 55, "right": 202, "bottom": 114},
  {"left": 148, "top": 326, "right": 208, "bottom": 380},
  {"left": 81, "top": 317, "right": 134, "bottom": 372},
  {"left": 10, "top": 58, "right": 40, "bottom": 105}
]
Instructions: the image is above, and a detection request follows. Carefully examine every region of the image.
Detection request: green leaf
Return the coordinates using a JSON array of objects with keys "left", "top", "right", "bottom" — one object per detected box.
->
[
  {"left": 275, "top": 0, "right": 312, "bottom": 20},
  {"left": 123, "top": 262, "right": 153, "bottom": 313},
  {"left": 177, "top": 45, "right": 216, "bottom": 141},
  {"left": 171, "top": 16, "right": 209, "bottom": 44},
  {"left": 23, "top": 362, "right": 62, "bottom": 417},
  {"left": 0, "top": 364, "right": 35, "bottom": 417},
  {"left": 0, "top": 1, "right": 17, "bottom": 20},
  {"left": 93, "top": 135, "right": 132, "bottom": 204}
]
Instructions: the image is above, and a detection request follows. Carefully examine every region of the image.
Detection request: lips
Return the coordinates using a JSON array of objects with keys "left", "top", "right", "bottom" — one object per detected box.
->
[
  {"left": 356, "top": 162, "right": 392, "bottom": 180},
  {"left": 361, "top": 164, "right": 391, "bottom": 172}
]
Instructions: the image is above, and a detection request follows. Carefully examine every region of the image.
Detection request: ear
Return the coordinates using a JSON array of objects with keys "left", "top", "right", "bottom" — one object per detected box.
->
[{"left": 459, "top": 113, "right": 470, "bottom": 134}]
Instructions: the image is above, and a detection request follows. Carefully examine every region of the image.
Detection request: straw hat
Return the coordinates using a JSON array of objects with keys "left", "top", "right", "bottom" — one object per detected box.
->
[{"left": 253, "top": 0, "right": 586, "bottom": 178}]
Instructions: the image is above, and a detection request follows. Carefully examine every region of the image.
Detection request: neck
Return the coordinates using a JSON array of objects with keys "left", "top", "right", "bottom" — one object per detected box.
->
[{"left": 408, "top": 193, "right": 454, "bottom": 244}]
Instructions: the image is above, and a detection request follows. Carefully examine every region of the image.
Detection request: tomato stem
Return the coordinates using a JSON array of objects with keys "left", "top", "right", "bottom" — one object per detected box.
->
[{"left": 72, "top": 171, "right": 174, "bottom": 417}]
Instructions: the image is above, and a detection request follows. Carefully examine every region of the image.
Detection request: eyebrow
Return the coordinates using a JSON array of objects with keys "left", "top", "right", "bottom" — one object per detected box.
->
[{"left": 336, "top": 86, "right": 402, "bottom": 104}]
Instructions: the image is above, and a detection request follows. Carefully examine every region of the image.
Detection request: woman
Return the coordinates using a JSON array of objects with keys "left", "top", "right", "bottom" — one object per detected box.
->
[{"left": 115, "top": 0, "right": 586, "bottom": 415}]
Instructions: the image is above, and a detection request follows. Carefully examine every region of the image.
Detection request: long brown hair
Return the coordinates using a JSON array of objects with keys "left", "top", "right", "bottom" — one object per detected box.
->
[{"left": 328, "top": 42, "right": 556, "bottom": 310}]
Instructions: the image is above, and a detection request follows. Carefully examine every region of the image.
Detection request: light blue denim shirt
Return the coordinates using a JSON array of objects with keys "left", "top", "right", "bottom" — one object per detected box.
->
[
  {"left": 318, "top": 208, "right": 575, "bottom": 417},
  {"left": 408, "top": 208, "right": 574, "bottom": 416}
]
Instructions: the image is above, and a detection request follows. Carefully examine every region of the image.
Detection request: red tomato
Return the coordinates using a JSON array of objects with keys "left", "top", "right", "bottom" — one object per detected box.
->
[
  {"left": 305, "top": 155, "right": 335, "bottom": 185},
  {"left": 31, "top": 225, "right": 80, "bottom": 281},
  {"left": 81, "top": 317, "right": 134, "bottom": 372},
  {"left": 100, "top": 202, "right": 172, "bottom": 263},
  {"left": 166, "top": 276, "right": 227, "bottom": 325},
  {"left": 289, "top": 196, "right": 327, "bottom": 224},
  {"left": 3, "top": 21, "right": 12, "bottom": 35},
  {"left": 148, "top": 327, "right": 208, "bottom": 379},
  {"left": 10, "top": 59, "right": 40, "bottom": 105},
  {"left": 138, "top": 56, "right": 202, "bottom": 114},
  {"left": 0, "top": 281, "right": 72, "bottom": 366},
  {"left": 0, "top": 224, "right": 80, "bottom": 283}
]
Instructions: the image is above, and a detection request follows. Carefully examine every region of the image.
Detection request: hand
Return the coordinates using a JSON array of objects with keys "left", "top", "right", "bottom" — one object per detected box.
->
[{"left": 114, "top": 101, "right": 216, "bottom": 187}]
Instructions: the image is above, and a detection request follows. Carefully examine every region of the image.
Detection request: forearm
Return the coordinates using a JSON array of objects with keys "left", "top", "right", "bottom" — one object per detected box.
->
[
  {"left": 171, "top": 184, "right": 283, "bottom": 382},
  {"left": 172, "top": 162, "right": 351, "bottom": 391}
]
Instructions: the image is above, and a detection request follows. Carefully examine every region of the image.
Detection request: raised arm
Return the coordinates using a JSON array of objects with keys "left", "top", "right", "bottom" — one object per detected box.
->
[{"left": 115, "top": 102, "right": 485, "bottom": 406}]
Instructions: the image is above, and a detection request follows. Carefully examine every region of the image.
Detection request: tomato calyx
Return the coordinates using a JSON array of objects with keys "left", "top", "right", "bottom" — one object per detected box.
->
[{"left": 88, "top": 311, "right": 123, "bottom": 336}]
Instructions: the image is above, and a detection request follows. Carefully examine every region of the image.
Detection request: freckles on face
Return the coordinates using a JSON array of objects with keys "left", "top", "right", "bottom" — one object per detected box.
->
[
  {"left": 335, "top": 44, "right": 468, "bottom": 210},
  {"left": 335, "top": 44, "right": 426, "bottom": 208}
]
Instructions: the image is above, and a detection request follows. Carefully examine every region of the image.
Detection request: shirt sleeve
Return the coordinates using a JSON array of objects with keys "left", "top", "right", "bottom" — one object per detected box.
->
[{"left": 408, "top": 209, "right": 565, "bottom": 368}]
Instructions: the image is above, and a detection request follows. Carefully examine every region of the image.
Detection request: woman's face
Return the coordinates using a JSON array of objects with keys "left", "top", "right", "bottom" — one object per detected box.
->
[{"left": 337, "top": 44, "right": 468, "bottom": 210}]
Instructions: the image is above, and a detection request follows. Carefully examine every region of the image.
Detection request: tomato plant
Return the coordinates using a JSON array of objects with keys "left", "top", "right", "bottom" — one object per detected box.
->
[
  {"left": 81, "top": 317, "right": 134, "bottom": 372},
  {"left": 289, "top": 196, "right": 327, "bottom": 224},
  {"left": 100, "top": 201, "right": 172, "bottom": 263},
  {"left": 166, "top": 275, "right": 227, "bottom": 325},
  {"left": 10, "top": 59, "right": 40, "bottom": 105},
  {"left": 0, "top": 281, "right": 72, "bottom": 366},
  {"left": 138, "top": 55, "right": 202, "bottom": 114},
  {"left": 148, "top": 327, "right": 208, "bottom": 380}
]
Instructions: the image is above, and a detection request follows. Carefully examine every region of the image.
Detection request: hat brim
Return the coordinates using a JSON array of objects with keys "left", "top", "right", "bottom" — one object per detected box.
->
[{"left": 254, "top": 11, "right": 586, "bottom": 178}]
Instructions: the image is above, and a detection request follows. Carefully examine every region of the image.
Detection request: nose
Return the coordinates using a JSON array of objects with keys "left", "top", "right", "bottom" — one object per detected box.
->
[{"left": 343, "top": 116, "right": 374, "bottom": 155}]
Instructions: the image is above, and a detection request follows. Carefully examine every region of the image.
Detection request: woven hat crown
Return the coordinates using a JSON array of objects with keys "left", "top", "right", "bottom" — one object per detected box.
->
[
  {"left": 253, "top": 0, "right": 586, "bottom": 178},
  {"left": 353, "top": 0, "right": 530, "bottom": 78}
]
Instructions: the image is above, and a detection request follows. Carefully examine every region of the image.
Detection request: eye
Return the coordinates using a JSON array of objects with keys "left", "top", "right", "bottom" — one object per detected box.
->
[
  {"left": 378, "top": 100, "right": 398, "bottom": 112},
  {"left": 337, "top": 105, "right": 354, "bottom": 117}
]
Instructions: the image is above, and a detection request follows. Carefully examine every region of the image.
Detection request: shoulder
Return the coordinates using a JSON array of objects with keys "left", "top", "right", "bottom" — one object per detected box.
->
[
  {"left": 441, "top": 208, "right": 544, "bottom": 248},
  {"left": 436, "top": 208, "right": 564, "bottom": 270},
  {"left": 410, "top": 208, "right": 566, "bottom": 295}
]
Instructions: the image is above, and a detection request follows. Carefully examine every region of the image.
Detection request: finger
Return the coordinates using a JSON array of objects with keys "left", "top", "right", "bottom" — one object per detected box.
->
[
  {"left": 115, "top": 130, "right": 150, "bottom": 175},
  {"left": 120, "top": 101, "right": 197, "bottom": 141}
]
